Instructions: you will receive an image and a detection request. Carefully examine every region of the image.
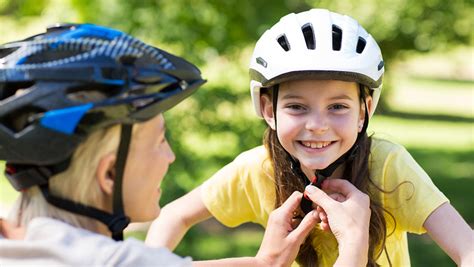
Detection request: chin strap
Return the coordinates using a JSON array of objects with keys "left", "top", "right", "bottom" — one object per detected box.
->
[
  {"left": 111, "top": 123, "right": 132, "bottom": 240},
  {"left": 271, "top": 84, "right": 370, "bottom": 214},
  {"left": 6, "top": 124, "right": 133, "bottom": 241},
  {"left": 39, "top": 183, "right": 130, "bottom": 237}
]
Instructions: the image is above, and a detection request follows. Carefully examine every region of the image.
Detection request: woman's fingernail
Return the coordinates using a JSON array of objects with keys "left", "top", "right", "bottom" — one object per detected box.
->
[{"left": 305, "top": 185, "right": 316, "bottom": 194}]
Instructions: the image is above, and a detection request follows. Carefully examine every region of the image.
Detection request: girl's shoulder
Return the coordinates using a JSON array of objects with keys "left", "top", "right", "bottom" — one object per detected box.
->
[
  {"left": 231, "top": 145, "right": 274, "bottom": 178},
  {"left": 233, "top": 145, "right": 269, "bottom": 166},
  {"left": 370, "top": 136, "right": 408, "bottom": 158}
]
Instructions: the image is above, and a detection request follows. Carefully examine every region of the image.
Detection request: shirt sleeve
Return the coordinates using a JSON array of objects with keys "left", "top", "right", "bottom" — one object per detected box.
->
[
  {"left": 200, "top": 153, "right": 258, "bottom": 227},
  {"left": 376, "top": 142, "right": 449, "bottom": 234}
]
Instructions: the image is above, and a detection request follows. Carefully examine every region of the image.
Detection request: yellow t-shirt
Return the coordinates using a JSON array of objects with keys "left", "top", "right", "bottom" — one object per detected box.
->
[{"left": 201, "top": 137, "right": 448, "bottom": 266}]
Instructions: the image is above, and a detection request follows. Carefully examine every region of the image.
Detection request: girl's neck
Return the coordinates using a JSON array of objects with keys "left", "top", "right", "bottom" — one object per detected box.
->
[{"left": 301, "top": 164, "right": 346, "bottom": 182}]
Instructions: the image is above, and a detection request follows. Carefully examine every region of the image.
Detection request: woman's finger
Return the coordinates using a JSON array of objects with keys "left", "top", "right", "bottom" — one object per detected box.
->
[
  {"left": 288, "top": 210, "right": 319, "bottom": 243},
  {"left": 304, "top": 185, "right": 336, "bottom": 211},
  {"left": 321, "top": 179, "right": 359, "bottom": 197},
  {"left": 277, "top": 191, "right": 303, "bottom": 216}
]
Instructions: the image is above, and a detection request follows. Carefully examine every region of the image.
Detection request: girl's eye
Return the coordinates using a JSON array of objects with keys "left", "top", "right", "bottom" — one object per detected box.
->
[
  {"left": 286, "top": 104, "right": 305, "bottom": 111},
  {"left": 330, "top": 104, "right": 348, "bottom": 110}
]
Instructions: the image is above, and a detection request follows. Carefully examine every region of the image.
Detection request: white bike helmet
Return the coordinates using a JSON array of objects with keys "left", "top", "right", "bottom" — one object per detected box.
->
[{"left": 249, "top": 9, "right": 384, "bottom": 118}]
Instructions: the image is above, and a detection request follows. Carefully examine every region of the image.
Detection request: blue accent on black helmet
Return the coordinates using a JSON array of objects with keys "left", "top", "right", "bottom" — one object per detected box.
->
[
  {"left": 40, "top": 103, "right": 94, "bottom": 134},
  {"left": 57, "top": 24, "right": 124, "bottom": 41}
]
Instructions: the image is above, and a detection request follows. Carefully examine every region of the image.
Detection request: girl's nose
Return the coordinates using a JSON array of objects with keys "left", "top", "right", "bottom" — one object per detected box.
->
[{"left": 305, "top": 112, "right": 329, "bottom": 134}]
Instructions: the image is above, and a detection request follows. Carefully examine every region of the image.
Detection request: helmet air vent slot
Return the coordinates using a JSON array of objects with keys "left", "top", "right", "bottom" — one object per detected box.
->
[
  {"left": 0, "top": 47, "right": 19, "bottom": 60},
  {"left": 301, "top": 23, "right": 315, "bottom": 50},
  {"left": 0, "top": 82, "right": 35, "bottom": 102},
  {"left": 0, "top": 106, "right": 45, "bottom": 133},
  {"left": 256, "top": 57, "right": 267, "bottom": 68},
  {"left": 332, "top": 25, "right": 342, "bottom": 51},
  {"left": 277, "top": 34, "right": 290, "bottom": 51},
  {"left": 66, "top": 85, "right": 118, "bottom": 103},
  {"left": 356, "top": 37, "right": 366, "bottom": 54},
  {"left": 23, "top": 50, "right": 83, "bottom": 64}
]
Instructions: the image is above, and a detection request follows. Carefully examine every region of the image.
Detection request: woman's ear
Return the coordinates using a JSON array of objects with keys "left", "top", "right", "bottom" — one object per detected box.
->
[
  {"left": 260, "top": 94, "right": 276, "bottom": 130},
  {"left": 96, "top": 153, "right": 116, "bottom": 196}
]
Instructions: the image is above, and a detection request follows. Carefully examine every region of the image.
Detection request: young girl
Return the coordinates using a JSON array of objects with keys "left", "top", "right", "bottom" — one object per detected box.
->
[{"left": 146, "top": 9, "right": 473, "bottom": 266}]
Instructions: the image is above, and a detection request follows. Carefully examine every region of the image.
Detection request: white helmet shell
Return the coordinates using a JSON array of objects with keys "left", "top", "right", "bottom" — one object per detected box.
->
[{"left": 249, "top": 9, "right": 384, "bottom": 118}]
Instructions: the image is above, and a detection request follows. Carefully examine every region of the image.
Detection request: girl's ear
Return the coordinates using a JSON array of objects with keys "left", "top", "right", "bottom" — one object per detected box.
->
[
  {"left": 358, "top": 96, "right": 373, "bottom": 132},
  {"left": 260, "top": 94, "right": 276, "bottom": 130},
  {"left": 96, "top": 153, "right": 116, "bottom": 196},
  {"left": 365, "top": 96, "right": 374, "bottom": 117}
]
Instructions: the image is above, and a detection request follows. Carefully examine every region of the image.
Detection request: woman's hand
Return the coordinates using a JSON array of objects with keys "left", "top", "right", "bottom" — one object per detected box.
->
[
  {"left": 255, "top": 191, "right": 319, "bottom": 266},
  {"left": 304, "top": 179, "right": 371, "bottom": 267}
]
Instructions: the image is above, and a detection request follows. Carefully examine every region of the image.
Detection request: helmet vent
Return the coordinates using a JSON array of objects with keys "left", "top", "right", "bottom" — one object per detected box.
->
[
  {"left": 256, "top": 57, "right": 268, "bottom": 68},
  {"left": 0, "top": 82, "right": 34, "bottom": 102},
  {"left": 0, "top": 106, "right": 45, "bottom": 133},
  {"left": 377, "top": 60, "right": 384, "bottom": 71},
  {"left": 301, "top": 23, "right": 315, "bottom": 50},
  {"left": 356, "top": 37, "right": 366, "bottom": 54},
  {"left": 67, "top": 85, "right": 119, "bottom": 103},
  {"left": 0, "top": 47, "right": 19, "bottom": 59},
  {"left": 277, "top": 35, "right": 290, "bottom": 51},
  {"left": 332, "top": 25, "right": 342, "bottom": 51},
  {"left": 23, "top": 50, "right": 83, "bottom": 64}
]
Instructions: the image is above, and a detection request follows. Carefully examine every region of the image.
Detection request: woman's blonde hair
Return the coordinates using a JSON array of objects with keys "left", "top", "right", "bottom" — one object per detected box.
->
[{"left": 9, "top": 125, "right": 122, "bottom": 231}]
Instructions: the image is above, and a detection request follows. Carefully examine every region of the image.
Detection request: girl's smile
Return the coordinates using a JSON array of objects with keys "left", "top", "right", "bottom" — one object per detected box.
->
[{"left": 298, "top": 140, "right": 336, "bottom": 155}]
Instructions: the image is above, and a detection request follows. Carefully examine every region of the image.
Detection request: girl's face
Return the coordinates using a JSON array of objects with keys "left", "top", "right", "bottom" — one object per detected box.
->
[
  {"left": 263, "top": 80, "right": 366, "bottom": 176},
  {"left": 122, "top": 114, "right": 175, "bottom": 222}
]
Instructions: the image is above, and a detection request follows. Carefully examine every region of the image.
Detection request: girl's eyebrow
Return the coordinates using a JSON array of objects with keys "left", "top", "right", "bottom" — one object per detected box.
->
[
  {"left": 281, "top": 93, "right": 355, "bottom": 101},
  {"left": 328, "top": 94, "right": 355, "bottom": 101},
  {"left": 280, "top": 94, "right": 305, "bottom": 100}
]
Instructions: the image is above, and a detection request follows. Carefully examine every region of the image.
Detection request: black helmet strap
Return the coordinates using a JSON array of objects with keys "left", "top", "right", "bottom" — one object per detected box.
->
[
  {"left": 14, "top": 123, "right": 133, "bottom": 241},
  {"left": 39, "top": 183, "right": 130, "bottom": 238},
  {"left": 111, "top": 123, "right": 133, "bottom": 240}
]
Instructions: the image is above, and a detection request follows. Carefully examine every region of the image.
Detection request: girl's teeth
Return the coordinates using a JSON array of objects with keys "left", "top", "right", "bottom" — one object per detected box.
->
[{"left": 303, "top": 141, "right": 330, "bottom": 148}]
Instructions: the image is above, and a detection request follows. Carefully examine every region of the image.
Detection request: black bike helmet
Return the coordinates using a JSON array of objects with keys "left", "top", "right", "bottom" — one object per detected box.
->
[{"left": 0, "top": 23, "right": 206, "bottom": 240}]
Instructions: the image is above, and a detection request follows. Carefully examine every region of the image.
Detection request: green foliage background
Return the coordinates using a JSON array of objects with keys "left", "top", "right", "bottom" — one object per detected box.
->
[{"left": 0, "top": 0, "right": 472, "bottom": 266}]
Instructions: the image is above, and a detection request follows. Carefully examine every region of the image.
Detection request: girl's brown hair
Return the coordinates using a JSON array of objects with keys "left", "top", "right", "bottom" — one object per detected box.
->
[{"left": 262, "top": 85, "right": 392, "bottom": 266}]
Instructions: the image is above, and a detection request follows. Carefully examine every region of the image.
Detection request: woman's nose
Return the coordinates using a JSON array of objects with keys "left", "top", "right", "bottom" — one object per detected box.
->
[{"left": 166, "top": 142, "right": 176, "bottom": 164}]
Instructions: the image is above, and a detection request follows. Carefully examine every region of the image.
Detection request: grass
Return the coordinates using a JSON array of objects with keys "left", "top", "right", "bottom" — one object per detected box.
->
[
  {"left": 369, "top": 117, "right": 473, "bottom": 151},
  {"left": 389, "top": 75, "right": 473, "bottom": 117}
]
